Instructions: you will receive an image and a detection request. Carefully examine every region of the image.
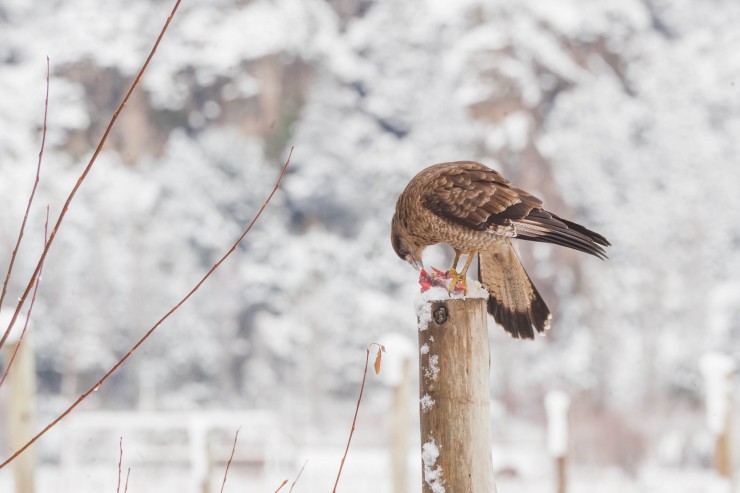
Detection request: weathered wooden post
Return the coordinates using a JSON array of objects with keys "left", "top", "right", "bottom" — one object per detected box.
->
[
  {"left": 1, "top": 310, "right": 37, "bottom": 493},
  {"left": 544, "top": 390, "right": 571, "bottom": 493},
  {"left": 417, "top": 290, "right": 497, "bottom": 493},
  {"left": 700, "top": 352, "right": 735, "bottom": 482}
]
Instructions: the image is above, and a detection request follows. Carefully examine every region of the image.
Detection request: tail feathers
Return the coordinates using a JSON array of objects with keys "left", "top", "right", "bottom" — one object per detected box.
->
[
  {"left": 478, "top": 244, "right": 551, "bottom": 339},
  {"left": 514, "top": 209, "right": 610, "bottom": 259}
]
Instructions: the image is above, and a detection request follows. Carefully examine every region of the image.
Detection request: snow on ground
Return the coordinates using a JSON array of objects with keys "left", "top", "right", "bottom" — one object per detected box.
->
[{"left": 0, "top": 448, "right": 733, "bottom": 493}]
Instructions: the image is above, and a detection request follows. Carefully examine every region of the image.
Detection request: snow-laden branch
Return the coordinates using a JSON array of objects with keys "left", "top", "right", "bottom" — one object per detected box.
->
[
  {"left": 0, "top": 149, "right": 293, "bottom": 470},
  {"left": 0, "top": 0, "right": 183, "bottom": 353}
]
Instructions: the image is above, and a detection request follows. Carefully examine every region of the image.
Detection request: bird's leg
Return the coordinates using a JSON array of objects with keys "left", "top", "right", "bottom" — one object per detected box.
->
[
  {"left": 448, "top": 251, "right": 476, "bottom": 293},
  {"left": 446, "top": 250, "right": 461, "bottom": 276}
]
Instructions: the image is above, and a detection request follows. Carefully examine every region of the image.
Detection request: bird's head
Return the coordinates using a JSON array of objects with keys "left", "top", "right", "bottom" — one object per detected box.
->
[{"left": 391, "top": 215, "right": 425, "bottom": 270}]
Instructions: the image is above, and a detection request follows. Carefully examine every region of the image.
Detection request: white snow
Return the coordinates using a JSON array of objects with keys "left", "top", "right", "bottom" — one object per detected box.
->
[
  {"left": 420, "top": 344, "right": 430, "bottom": 355},
  {"left": 424, "top": 354, "right": 440, "bottom": 382},
  {"left": 420, "top": 394, "right": 435, "bottom": 413},
  {"left": 418, "top": 281, "right": 489, "bottom": 303},
  {"left": 416, "top": 298, "right": 434, "bottom": 331},
  {"left": 421, "top": 439, "right": 445, "bottom": 493},
  {"left": 2, "top": 0, "right": 740, "bottom": 484},
  {"left": 415, "top": 281, "right": 489, "bottom": 331}
]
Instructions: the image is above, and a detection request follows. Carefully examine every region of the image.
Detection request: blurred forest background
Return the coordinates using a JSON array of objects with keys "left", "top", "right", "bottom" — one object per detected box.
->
[{"left": 1, "top": 0, "right": 740, "bottom": 491}]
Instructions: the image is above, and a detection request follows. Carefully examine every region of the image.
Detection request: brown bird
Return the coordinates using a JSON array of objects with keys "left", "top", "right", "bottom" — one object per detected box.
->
[{"left": 391, "top": 161, "right": 609, "bottom": 339}]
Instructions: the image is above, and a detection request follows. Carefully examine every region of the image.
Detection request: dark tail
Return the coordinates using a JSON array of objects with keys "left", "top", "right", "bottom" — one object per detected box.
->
[
  {"left": 513, "top": 209, "right": 610, "bottom": 259},
  {"left": 478, "top": 243, "right": 551, "bottom": 339}
]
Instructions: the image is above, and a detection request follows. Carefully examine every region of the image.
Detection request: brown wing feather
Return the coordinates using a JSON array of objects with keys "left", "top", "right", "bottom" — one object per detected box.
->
[
  {"left": 478, "top": 242, "right": 551, "bottom": 339},
  {"left": 513, "top": 209, "right": 610, "bottom": 259},
  {"left": 421, "top": 162, "right": 543, "bottom": 231}
]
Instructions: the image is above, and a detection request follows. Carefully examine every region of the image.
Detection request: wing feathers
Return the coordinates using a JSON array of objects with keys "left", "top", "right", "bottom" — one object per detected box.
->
[
  {"left": 514, "top": 209, "right": 609, "bottom": 259},
  {"left": 422, "top": 162, "right": 543, "bottom": 231},
  {"left": 478, "top": 243, "right": 551, "bottom": 339}
]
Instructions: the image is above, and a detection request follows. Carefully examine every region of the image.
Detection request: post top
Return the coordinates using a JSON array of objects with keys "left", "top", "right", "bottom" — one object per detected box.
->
[
  {"left": 417, "top": 281, "right": 489, "bottom": 303},
  {"left": 0, "top": 308, "right": 29, "bottom": 345}
]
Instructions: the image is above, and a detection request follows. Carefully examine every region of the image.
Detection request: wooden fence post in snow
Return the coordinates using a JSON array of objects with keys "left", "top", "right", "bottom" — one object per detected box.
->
[
  {"left": 700, "top": 352, "right": 735, "bottom": 482},
  {"left": 417, "top": 294, "right": 497, "bottom": 493},
  {"left": 380, "top": 333, "right": 415, "bottom": 493},
  {"left": 2, "top": 311, "right": 37, "bottom": 493},
  {"left": 544, "top": 390, "right": 571, "bottom": 493}
]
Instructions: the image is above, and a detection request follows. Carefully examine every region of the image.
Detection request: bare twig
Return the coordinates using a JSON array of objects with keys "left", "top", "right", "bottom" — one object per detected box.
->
[
  {"left": 0, "top": 57, "right": 49, "bottom": 317},
  {"left": 124, "top": 468, "right": 131, "bottom": 493},
  {"left": 0, "top": 206, "right": 49, "bottom": 389},
  {"left": 0, "top": 0, "right": 183, "bottom": 353},
  {"left": 117, "top": 436, "right": 124, "bottom": 493},
  {"left": 289, "top": 460, "right": 308, "bottom": 493},
  {"left": 274, "top": 480, "right": 289, "bottom": 493},
  {"left": 331, "top": 343, "right": 383, "bottom": 493},
  {"left": 220, "top": 428, "right": 240, "bottom": 493},
  {"left": 0, "top": 149, "right": 293, "bottom": 469}
]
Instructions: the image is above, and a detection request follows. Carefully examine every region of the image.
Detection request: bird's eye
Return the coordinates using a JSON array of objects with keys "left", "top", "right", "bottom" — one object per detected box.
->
[{"left": 391, "top": 233, "right": 406, "bottom": 259}]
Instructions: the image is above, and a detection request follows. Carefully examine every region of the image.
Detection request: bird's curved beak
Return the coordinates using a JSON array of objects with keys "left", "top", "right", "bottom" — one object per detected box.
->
[{"left": 407, "top": 254, "right": 424, "bottom": 271}]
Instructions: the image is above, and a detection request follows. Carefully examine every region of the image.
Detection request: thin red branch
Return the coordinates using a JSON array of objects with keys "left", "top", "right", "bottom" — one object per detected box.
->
[
  {"left": 0, "top": 0, "right": 183, "bottom": 353},
  {"left": 289, "top": 460, "right": 308, "bottom": 493},
  {"left": 0, "top": 57, "right": 49, "bottom": 318},
  {"left": 0, "top": 149, "right": 293, "bottom": 469},
  {"left": 220, "top": 428, "right": 240, "bottom": 493},
  {"left": 274, "top": 480, "right": 289, "bottom": 493},
  {"left": 124, "top": 468, "right": 131, "bottom": 493},
  {"left": 331, "top": 343, "right": 383, "bottom": 493},
  {"left": 117, "top": 436, "right": 124, "bottom": 493},
  {"left": 0, "top": 206, "right": 49, "bottom": 389}
]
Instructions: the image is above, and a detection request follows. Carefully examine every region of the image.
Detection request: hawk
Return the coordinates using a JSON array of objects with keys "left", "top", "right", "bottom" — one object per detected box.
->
[{"left": 391, "top": 161, "right": 609, "bottom": 339}]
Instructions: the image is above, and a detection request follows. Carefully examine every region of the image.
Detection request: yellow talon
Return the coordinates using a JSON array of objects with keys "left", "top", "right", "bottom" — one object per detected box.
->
[
  {"left": 449, "top": 251, "right": 477, "bottom": 294},
  {"left": 448, "top": 274, "right": 467, "bottom": 293}
]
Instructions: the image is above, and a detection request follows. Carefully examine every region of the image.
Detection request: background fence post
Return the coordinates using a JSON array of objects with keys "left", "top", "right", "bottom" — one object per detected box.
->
[
  {"left": 3, "top": 311, "right": 37, "bottom": 493},
  {"left": 700, "top": 352, "right": 734, "bottom": 483},
  {"left": 380, "top": 333, "right": 415, "bottom": 493},
  {"left": 417, "top": 296, "right": 496, "bottom": 493},
  {"left": 545, "top": 390, "right": 571, "bottom": 493}
]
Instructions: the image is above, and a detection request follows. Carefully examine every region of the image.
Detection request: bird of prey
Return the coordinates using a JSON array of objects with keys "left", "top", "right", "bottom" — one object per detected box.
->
[{"left": 391, "top": 161, "right": 609, "bottom": 339}]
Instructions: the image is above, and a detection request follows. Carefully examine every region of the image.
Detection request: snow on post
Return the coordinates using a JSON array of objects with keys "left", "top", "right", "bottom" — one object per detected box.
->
[
  {"left": 416, "top": 283, "right": 497, "bottom": 493},
  {"left": 700, "top": 352, "right": 735, "bottom": 479},
  {"left": 544, "top": 390, "right": 571, "bottom": 493},
  {"left": 0, "top": 308, "right": 37, "bottom": 493}
]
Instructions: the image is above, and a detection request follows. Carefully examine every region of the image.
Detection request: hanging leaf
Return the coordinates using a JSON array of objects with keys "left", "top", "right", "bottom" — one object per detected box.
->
[{"left": 374, "top": 345, "right": 386, "bottom": 375}]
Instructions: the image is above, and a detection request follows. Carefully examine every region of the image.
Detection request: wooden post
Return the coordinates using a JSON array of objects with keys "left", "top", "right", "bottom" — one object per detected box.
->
[
  {"left": 380, "top": 332, "right": 415, "bottom": 493},
  {"left": 189, "top": 416, "right": 210, "bottom": 493},
  {"left": 390, "top": 357, "right": 412, "bottom": 493},
  {"left": 544, "top": 391, "right": 571, "bottom": 493},
  {"left": 3, "top": 314, "right": 37, "bottom": 493},
  {"left": 417, "top": 297, "right": 496, "bottom": 493},
  {"left": 700, "top": 352, "right": 735, "bottom": 482}
]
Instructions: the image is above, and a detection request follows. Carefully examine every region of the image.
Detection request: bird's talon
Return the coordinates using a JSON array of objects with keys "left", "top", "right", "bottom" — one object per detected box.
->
[{"left": 448, "top": 274, "right": 467, "bottom": 294}]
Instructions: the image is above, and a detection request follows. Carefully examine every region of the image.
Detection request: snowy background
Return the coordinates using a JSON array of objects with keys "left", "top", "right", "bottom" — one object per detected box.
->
[{"left": 1, "top": 0, "right": 740, "bottom": 491}]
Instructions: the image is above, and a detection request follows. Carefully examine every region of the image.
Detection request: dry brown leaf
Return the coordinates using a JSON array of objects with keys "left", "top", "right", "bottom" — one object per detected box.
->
[{"left": 374, "top": 345, "right": 386, "bottom": 375}]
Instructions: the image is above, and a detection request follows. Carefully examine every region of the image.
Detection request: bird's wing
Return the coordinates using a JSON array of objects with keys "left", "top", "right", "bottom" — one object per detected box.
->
[
  {"left": 478, "top": 242, "right": 551, "bottom": 339},
  {"left": 421, "top": 162, "right": 543, "bottom": 231},
  {"left": 513, "top": 209, "right": 610, "bottom": 259},
  {"left": 421, "top": 162, "right": 610, "bottom": 258}
]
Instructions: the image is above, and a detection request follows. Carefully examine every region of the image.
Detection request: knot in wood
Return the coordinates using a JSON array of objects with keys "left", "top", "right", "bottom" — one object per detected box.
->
[{"left": 433, "top": 305, "right": 448, "bottom": 325}]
